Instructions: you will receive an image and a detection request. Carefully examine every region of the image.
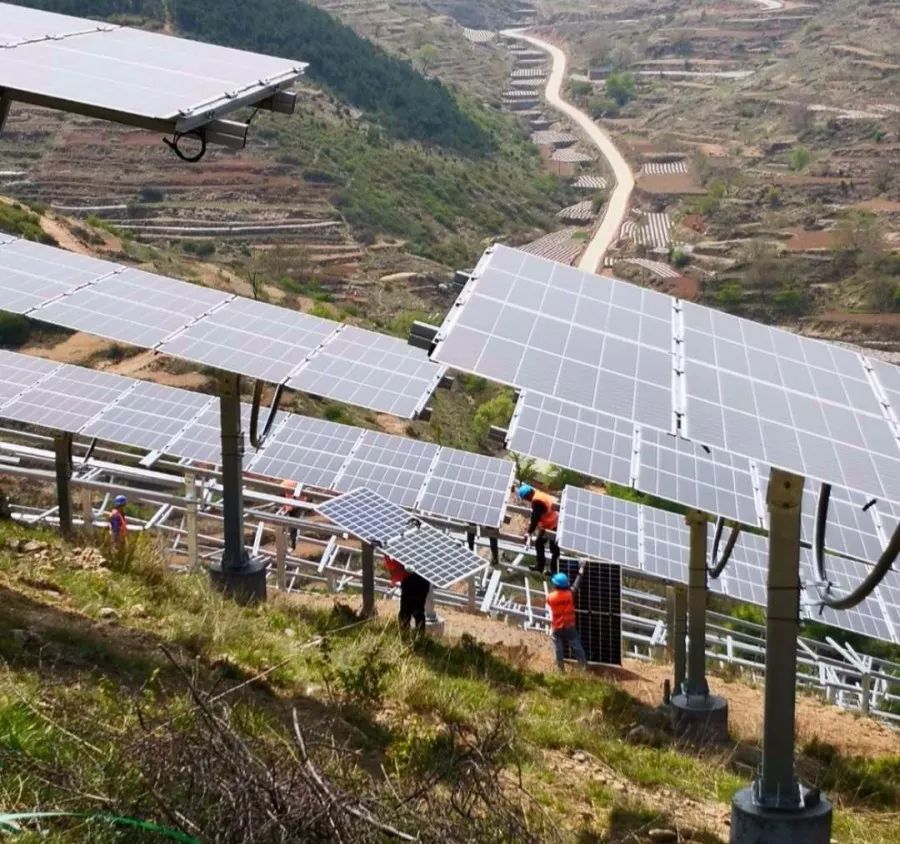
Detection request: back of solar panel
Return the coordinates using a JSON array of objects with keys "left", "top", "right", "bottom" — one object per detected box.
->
[{"left": 558, "top": 560, "right": 623, "bottom": 665}]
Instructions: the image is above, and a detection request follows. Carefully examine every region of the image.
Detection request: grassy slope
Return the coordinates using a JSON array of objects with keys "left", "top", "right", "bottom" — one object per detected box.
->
[{"left": 0, "top": 522, "right": 898, "bottom": 842}]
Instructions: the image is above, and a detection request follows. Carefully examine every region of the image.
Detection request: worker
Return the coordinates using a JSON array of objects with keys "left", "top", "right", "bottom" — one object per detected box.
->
[
  {"left": 517, "top": 484, "right": 560, "bottom": 573},
  {"left": 383, "top": 554, "right": 430, "bottom": 635},
  {"left": 547, "top": 569, "right": 588, "bottom": 671},
  {"left": 279, "top": 479, "right": 301, "bottom": 550},
  {"left": 108, "top": 494, "right": 128, "bottom": 545}
]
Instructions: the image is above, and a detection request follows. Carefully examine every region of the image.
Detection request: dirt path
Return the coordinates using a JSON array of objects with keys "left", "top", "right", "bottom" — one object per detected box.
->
[{"left": 502, "top": 29, "right": 635, "bottom": 275}]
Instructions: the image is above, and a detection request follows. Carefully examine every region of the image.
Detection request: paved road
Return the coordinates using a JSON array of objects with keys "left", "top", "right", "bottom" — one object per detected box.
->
[{"left": 503, "top": 29, "right": 634, "bottom": 274}]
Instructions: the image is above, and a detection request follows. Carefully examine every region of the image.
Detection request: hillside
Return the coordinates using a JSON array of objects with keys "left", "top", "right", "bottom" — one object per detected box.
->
[
  {"left": 1, "top": 522, "right": 898, "bottom": 843},
  {"left": 1, "top": 0, "right": 569, "bottom": 268}
]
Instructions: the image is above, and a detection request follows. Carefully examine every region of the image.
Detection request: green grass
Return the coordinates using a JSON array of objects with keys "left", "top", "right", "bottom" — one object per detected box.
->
[{"left": 0, "top": 522, "right": 897, "bottom": 842}]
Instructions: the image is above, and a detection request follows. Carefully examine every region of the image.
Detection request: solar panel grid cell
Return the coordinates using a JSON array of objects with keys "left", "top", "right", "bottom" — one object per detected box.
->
[
  {"left": 0, "top": 351, "right": 60, "bottom": 402},
  {"left": 417, "top": 448, "right": 514, "bottom": 527}
]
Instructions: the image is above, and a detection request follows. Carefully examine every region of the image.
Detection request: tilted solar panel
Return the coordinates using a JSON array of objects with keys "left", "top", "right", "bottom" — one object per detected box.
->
[
  {"left": 0, "top": 351, "right": 60, "bottom": 402},
  {"left": 0, "top": 2, "right": 306, "bottom": 134},
  {"left": 318, "top": 487, "right": 412, "bottom": 546},
  {"left": 0, "top": 238, "right": 446, "bottom": 419},
  {"left": 383, "top": 524, "right": 486, "bottom": 589}
]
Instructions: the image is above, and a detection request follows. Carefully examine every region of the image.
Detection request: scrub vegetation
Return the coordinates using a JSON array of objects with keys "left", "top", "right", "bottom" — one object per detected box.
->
[{"left": 0, "top": 523, "right": 898, "bottom": 842}]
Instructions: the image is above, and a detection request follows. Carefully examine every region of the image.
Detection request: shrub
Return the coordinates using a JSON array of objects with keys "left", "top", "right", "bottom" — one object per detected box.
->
[
  {"left": 0, "top": 314, "right": 31, "bottom": 348},
  {"left": 714, "top": 282, "right": 743, "bottom": 310},
  {"left": 789, "top": 147, "right": 810, "bottom": 171},
  {"left": 472, "top": 393, "right": 514, "bottom": 443}
]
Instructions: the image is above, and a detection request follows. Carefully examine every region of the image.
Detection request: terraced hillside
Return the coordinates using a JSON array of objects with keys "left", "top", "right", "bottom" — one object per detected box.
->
[{"left": 0, "top": 0, "right": 569, "bottom": 272}]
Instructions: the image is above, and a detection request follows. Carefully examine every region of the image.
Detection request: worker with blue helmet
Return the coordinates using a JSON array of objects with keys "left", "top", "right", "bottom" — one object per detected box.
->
[
  {"left": 109, "top": 495, "right": 128, "bottom": 545},
  {"left": 548, "top": 565, "right": 588, "bottom": 670},
  {"left": 516, "top": 483, "right": 561, "bottom": 574}
]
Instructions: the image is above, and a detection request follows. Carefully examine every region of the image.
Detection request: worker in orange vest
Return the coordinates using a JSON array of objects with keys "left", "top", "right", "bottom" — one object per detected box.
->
[
  {"left": 548, "top": 569, "right": 587, "bottom": 671},
  {"left": 108, "top": 495, "right": 128, "bottom": 546},
  {"left": 278, "top": 479, "right": 302, "bottom": 550},
  {"left": 383, "top": 555, "right": 430, "bottom": 635},
  {"left": 517, "top": 484, "right": 560, "bottom": 574}
]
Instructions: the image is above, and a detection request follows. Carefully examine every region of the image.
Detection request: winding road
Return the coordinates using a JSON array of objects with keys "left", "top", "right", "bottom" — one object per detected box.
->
[{"left": 503, "top": 29, "right": 634, "bottom": 274}]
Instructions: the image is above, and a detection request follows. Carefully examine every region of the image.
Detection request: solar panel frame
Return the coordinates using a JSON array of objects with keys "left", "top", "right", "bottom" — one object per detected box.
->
[
  {"left": 32, "top": 269, "right": 230, "bottom": 349},
  {"left": 416, "top": 447, "right": 514, "bottom": 528},
  {"left": 0, "top": 2, "right": 307, "bottom": 132},
  {"left": 287, "top": 325, "right": 445, "bottom": 418},
  {"left": 0, "top": 365, "right": 132, "bottom": 432},
  {"left": 318, "top": 487, "right": 412, "bottom": 546},
  {"left": 433, "top": 245, "right": 675, "bottom": 432},
  {"left": 332, "top": 432, "right": 438, "bottom": 509},
  {"left": 383, "top": 524, "right": 486, "bottom": 589},
  {"left": 160, "top": 296, "right": 339, "bottom": 384},
  {"left": 247, "top": 415, "right": 363, "bottom": 491},
  {"left": 557, "top": 486, "right": 641, "bottom": 569},
  {"left": 82, "top": 380, "right": 212, "bottom": 452},
  {"left": 507, "top": 391, "right": 634, "bottom": 486},
  {"left": 0, "top": 237, "right": 113, "bottom": 314}
]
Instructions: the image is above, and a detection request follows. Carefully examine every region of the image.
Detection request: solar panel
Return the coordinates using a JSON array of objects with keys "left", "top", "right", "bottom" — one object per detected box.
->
[
  {"left": 507, "top": 392, "right": 634, "bottom": 486},
  {"left": 433, "top": 245, "right": 674, "bottom": 432},
  {"left": 82, "top": 381, "right": 212, "bottom": 452},
  {"left": 247, "top": 415, "right": 362, "bottom": 490},
  {"left": 287, "top": 326, "right": 443, "bottom": 418},
  {"left": 416, "top": 448, "right": 514, "bottom": 528},
  {"left": 33, "top": 269, "right": 230, "bottom": 348},
  {"left": 640, "top": 504, "right": 691, "bottom": 586},
  {"left": 558, "top": 559, "right": 622, "bottom": 665},
  {"left": 0, "top": 365, "right": 131, "bottom": 432},
  {"left": 160, "top": 297, "right": 338, "bottom": 383},
  {"left": 318, "top": 487, "right": 413, "bottom": 546},
  {"left": 0, "top": 350, "right": 60, "bottom": 402},
  {"left": 0, "top": 238, "right": 112, "bottom": 314},
  {"left": 332, "top": 432, "right": 438, "bottom": 508},
  {"left": 0, "top": 2, "right": 306, "bottom": 134},
  {"left": 714, "top": 529, "right": 769, "bottom": 608},
  {"left": 637, "top": 429, "right": 761, "bottom": 527},
  {"left": 165, "top": 402, "right": 255, "bottom": 465},
  {"left": 557, "top": 486, "right": 641, "bottom": 568},
  {"left": 383, "top": 524, "right": 486, "bottom": 588}
]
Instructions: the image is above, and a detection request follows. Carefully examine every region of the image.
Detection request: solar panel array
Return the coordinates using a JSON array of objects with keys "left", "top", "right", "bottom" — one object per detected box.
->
[
  {"left": 319, "top": 488, "right": 486, "bottom": 588},
  {"left": 558, "top": 559, "right": 622, "bottom": 665},
  {"left": 0, "top": 2, "right": 306, "bottom": 133},
  {"left": 557, "top": 486, "right": 899, "bottom": 644},
  {"left": 433, "top": 244, "right": 900, "bottom": 511},
  {"left": 0, "top": 350, "right": 512, "bottom": 528},
  {"left": 0, "top": 238, "right": 445, "bottom": 419}
]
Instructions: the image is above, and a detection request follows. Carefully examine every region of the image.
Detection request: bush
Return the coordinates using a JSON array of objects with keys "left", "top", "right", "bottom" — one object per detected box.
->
[
  {"left": 671, "top": 248, "right": 689, "bottom": 268},
  {"left": 472, "top": 393, "right": 514, "bottom": 443},
  {"left": 0, "top": 314, "right": 31, "bottom": 348},
  {"left": 182, "top": 240, "right": 216, "bottom": 257},
  {"left": 605, "top": 72, "right": 636, "bottom": 107},
  {"left": 789, "top": 147, "right": 810, "bottom": 171},
  {"left": 772, "top": 288, "right": 808, "bottom": 315},
  {"left": 714, "top": 282, "right": 744, "bottom": 311},
  {"left": 571, "top": 80, "right": 593, "bottom": 97}
]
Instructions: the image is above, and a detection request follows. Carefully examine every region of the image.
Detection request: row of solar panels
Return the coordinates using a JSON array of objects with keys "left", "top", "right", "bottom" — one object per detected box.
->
[
  {"left": 1, "top": 2, "right": 306, "bottom": 134},
  {"left": 558, "top": 486, "right": 900, "bottom": 645},
  {"left": 434, "top": 245, "right": 900, "bottom": 510},
  {"left": 508, "top": 390, "right": 900, "bottom": 565},
  {"left": 0, "top": 237, "right": 444, "bottom": 418},
  {"left": 0, "top": 350, "right": 513, "bottom": 528}
]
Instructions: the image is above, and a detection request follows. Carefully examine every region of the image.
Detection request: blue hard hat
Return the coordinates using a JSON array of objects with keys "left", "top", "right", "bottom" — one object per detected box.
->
[
  {"left": 517, "top": 484, "right": 534, "bottom": 500},
  {"left": 551, "top": 573, "right": 570, "bottom": 589},
  {"left": 113, "top": 495, "right": 127, "bottom": 507}
]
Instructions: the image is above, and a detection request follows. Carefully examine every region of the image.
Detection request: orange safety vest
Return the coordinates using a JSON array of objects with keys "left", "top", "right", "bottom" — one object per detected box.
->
[
  {"left": 109, "top": 508, "right": 127, "bottom": 540},
  {"left": 547, "top": 588, "right": 576, "bottom": 631},
  {"left": 532, "top": 489, "right": 559, "bottom": 531},
  {"left": 384, "top": 556, "right": 408, "bottom": 586}
]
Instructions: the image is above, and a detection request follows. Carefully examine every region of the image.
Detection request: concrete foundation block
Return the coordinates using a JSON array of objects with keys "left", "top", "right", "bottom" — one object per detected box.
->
[
  {"left": 670, "top": 692, "right": 729, "bottom": 742},
  {"left": 730, "top": 786, "right": 832, "bottom": 844},
  {"left": 209, "top": 556, "right": 268, "bottom": 604}
]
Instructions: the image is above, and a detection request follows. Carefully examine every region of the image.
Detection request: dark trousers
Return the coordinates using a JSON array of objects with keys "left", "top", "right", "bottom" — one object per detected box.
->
[
  {"left": 553, "top": 626, "right": 587, "bottom": 670},
  {"left": 534, "top": 531, "right": 560, "bottom": 573},
  {"left": 399, "top": 572, "right": 430, "bottom": 632}
]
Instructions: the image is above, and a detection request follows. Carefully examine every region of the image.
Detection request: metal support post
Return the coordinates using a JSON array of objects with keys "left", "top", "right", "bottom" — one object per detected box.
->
[
  {"left": 80, "top": 485, "right": 94, "bottom": 533},
  {"left": 731, "top": 468, "right": 832, "bottom": 843},
  {"left": 467, "top": 574, "right": 477, "bottom": 612},
  {"left": 361, "top": 542, "right": 375, "bottom": 617},
  {"left": 667, "top": 585, "right": 688, "bottom": 693},
  {"left": 0, "top": 96, "right": 10, "bottom": 134},
  {"left": 860, "top": 673, "right": 871, "bottom": 716},
  {"left": 489, "top": 535, "right": 500, "bottom": 566},
  {"left": 208, "top": 373, "right": 267, "bottom": 603},
  {"left": 184, "top": 472, "right": 198, "bottom": 569},
  {"left": 275, "top": 525, "right": 287, "bottom": 592},
  {"left": 671, "top": 511, "right": 728, "bottom": 740},
  {"left": 53, "top": 432, "right": 73, "bottom": 539}
]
